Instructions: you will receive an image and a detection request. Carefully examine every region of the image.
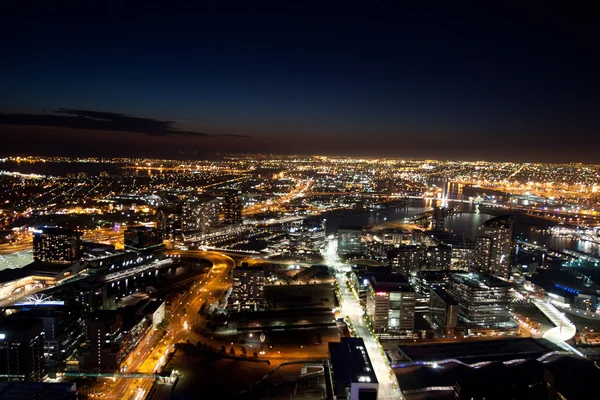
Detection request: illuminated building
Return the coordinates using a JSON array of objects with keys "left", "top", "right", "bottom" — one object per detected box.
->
[
  {"left": 388, "top": 245, "right": 423, "bottom": 277},
  {"left": 124, "top": 226, "right": 162, "bottom": 251},
  {"left": 0, "top": 317, "right": 45, "bottom": 381},
  {"left": 223, "top": 191, "right": 242, "bottom": 225},
  {"left": 366, "top": 274, "right": 416, "bottom": 335},
  {"left": 414, "top": 270, "right": 454, "bottom": 296},
  {"left": 445, "top": 272, "right": 512, "bottom": 328},
  {"left": 327, "top": 337, "right": 378, "bottom": 400},
  {"left": 229, "top": 264, "right": 265, "bottom": 312},
  {"left": 33, "top": 228, "right": 83, "bottom": 264},
  {"left": 429, "top": 288, "right": 458, "bottom": 335},
  {"left": 474, "top": 215, "right": 515, "bottom": 278},
  {"left": 425, "top": 245, "right": 452, "bottom": 269},
  {"left": 17, "top": 307, "right": 84, "bottom": 369},
  {"left": 337, "top": 225, "right": 365, "bottom": 257},
  {"left": 182, "top": 198, "right": 221, "bottom": 233}
]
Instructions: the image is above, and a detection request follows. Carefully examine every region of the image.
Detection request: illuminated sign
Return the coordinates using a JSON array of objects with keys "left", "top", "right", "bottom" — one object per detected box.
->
[
  {"left": 0, "top": 334, "right": 5, "bottom": 340},
  {"left": 375, "top": 292, "right": 388, "bottom": 296}
]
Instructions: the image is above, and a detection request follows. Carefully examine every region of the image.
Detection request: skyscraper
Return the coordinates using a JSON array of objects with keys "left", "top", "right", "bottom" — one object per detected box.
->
[
  {"left": 223, "top": 191, "right": 242, "bottom": 225},
  {"left": 32, "top": 227, "right": 83, "bottom": 264},
  {"left": 474, "top": 216, "right": 514, "bottom": 279}
]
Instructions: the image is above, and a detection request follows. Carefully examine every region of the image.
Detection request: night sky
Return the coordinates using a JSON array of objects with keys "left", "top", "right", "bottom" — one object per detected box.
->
[{"left": 1, "top": 2, "right": 598, "bottom": 162}]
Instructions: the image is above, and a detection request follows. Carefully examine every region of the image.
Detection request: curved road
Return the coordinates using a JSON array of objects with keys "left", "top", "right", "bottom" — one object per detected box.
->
[{"left": 103, "top": 251, "right": 235, "bottom": 399}]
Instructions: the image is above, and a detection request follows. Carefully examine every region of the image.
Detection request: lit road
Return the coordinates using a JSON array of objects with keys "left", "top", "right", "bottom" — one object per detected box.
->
[
  {"left": 242, "top": 178, "right": 312, "bottom": 216},
  {"left": 102, "top": 251, "right": 235, "bottom": 399},
  {"left": 324, "top": 240, "right": 402, "bottom": 400}
]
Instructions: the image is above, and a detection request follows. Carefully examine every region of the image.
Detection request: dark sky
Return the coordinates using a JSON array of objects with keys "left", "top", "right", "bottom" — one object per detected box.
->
[{"left": 1, "top": 2, "right": 598, "bottom": 162}]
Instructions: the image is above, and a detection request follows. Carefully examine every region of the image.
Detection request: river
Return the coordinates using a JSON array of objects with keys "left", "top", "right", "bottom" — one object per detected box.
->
[{"left": 325, "top": 199, "right": 600, "bottom": 257}]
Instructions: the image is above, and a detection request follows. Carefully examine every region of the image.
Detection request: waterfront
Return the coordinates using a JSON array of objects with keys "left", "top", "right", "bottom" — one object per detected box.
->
[{"left": 327, "top": 199, "right": 600, "bottom": 257}]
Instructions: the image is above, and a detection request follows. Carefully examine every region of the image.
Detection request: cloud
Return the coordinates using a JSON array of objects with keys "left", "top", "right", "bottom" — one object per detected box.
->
[{"left": 0, "top": 109, "right": 248, "bottom": 138}]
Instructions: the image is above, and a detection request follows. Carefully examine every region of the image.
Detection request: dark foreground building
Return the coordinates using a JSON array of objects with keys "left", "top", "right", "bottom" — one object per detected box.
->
[
  {"left": 0, "top": 317, "right": 45, "bottom": 381},
  {"left": 327, "top": 337, "right": 378, "bottom": 400}
]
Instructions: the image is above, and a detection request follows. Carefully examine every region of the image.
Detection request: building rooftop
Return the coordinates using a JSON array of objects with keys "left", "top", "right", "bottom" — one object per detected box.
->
[
  {"left": 451, "top": 272, "right": 510, "bottom": 289},
  {"left": 431, "top": 288, "right": 458, "bottom": 305},
  {"left": 329, "top": 337, "right": 378, "bottom": 384},
  {"left": 397, "top": 337, "right": 560, "bottom": 364},
  {"left": 369, "top": 273, "right": 413, "bottom": 293},
  {"left": 35, "top": 227, "right": 81, "bottom": 236}
]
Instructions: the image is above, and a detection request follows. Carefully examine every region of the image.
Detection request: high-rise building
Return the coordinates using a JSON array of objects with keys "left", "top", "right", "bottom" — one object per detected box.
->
[
  {"left": 124, "top": 226, "right": 162, "bottom": 251},
  {"left": 429, "top": 288, "right": 458, "bottom": 335},
  {"left": 81, "top": 310, "right": 122, "bottom": 371},
  {"left": 388, "top": 245, "right": 423, "bottom": 277},
  {"left": 0, "top": 317, "right": 45, "bottom": 381},
  {"left": 229, "top": 264, "right": 265, "bottom": 312},
  {"left": 33, "top": 227, "right": 83, "bottom": 264},
  {"left": 17, "top": 308, "right": 84, "bottom": 369},
  {"left": 182, "top": 201, "right": 202, "bottom": 232},
  {"left": 474, "top": 216, "right": 514, "bottom": 278},
  {"left": 425, "top": 245, "right": 452, "bottom": 269},
  {"left": 223, "top": 191, "right": 242, "bottom": 225},
  {"left": 445, "top": 272, "right": 512, "bottom": 328},
  {"left": 366, "top": 274, "right": 416, "bottom": 335},
  {"left": 414, "top": 270, "right": 454, "bottom": 296},
  {"left": 431, "top": 206, "right": 448, "bottom": 231}
]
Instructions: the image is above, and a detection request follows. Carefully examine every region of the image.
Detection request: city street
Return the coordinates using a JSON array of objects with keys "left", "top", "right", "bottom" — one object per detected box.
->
[{"left": 324, "top": 240, "right": 403, "bottom": 400}]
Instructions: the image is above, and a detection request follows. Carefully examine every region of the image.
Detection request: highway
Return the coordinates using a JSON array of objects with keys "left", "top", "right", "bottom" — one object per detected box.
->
[
  {"left": 242, "top": 178, "right": 312, "bottom": 216},
  {"left": 324, "top": 240, "right": 403, "bottom": 400},
  {"left": 101, "top": 251, "right": 235, "bottom": 400}
]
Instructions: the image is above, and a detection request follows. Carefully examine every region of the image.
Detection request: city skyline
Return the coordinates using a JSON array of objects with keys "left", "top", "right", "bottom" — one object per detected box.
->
[{"left": 1, "top": 3, "right": 599, "bottom": 162}]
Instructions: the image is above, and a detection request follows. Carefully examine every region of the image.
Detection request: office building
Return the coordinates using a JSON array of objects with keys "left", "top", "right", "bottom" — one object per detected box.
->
[
  {"left": 414, "top": 270, "right": 454, "bottom": 296},
  {"left": 429, "top": 288, "right": 458, "bottom": 335},
  {"left": 366, "top": 275, "right": 416, "bottom": 334},
  {"left": 229, "top": 264, "right": 265, "bottom": 312},
  {"left": 223, "top": 191, "right": 242, "bottom": 225},
  {"left": 327, "top": 337, "right": 378, "bottom": 400},
  {"left": 474, "top": 216, "right": 514, "bottom": 278},
  {"left": 425, "top": 245, "right": 452, "bottom": 269},
  {"left": 33, "top": 228, "right": 83, "bottom": 264},
  {"left": 0, "top": 317, "right": 45, "bottom": 381},
  {"left": 81, "top": 310, "right": 122, "bottom": 371},
  {"left": 17, "top": 308, "right": 84, "bottom": 369},
  {"left": 388, "top": 245, "right": 423, "bottom": 277},
  {"left": 445, "top": 272, "right": 512, "bottom": 328},
  {"left": 124, "top": 226, "right": 162, "bottom": 251},
  {"left": 338, "top": 225, "right": 365, "bottom": 257}
]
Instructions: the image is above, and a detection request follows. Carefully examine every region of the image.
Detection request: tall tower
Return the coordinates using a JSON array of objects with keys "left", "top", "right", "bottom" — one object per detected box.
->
[
  {"left": 474, "top": 216, "right": 515, "bottom": 278},
  {"left": 223, "top": 191, "right": 242, "bottom": 225}
]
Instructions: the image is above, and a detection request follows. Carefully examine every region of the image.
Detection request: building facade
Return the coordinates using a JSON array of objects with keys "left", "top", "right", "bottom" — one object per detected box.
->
[
  {"left": 229, "top": 264, "right": 265, "bottom": 312},
  {"left": 0, "top": 317, "right": 45, "bottom": 381},
  {"left": 429, "top": 288, "right": 458, "bottom": 335},
  {"left": 366, "top": 276, "right": 416, "bottom": 335},
  {"left": 33, "top": 228, "right": 83, "bottom": 264},
  {"left": 474, "top": 216, "right": 514, "bottom": 278},
  {"left": 337, "top": 225, "right": 365, "bottom": 257},
  {"left": 445, "top": 272, "right": 512, "bottom": 328}
]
